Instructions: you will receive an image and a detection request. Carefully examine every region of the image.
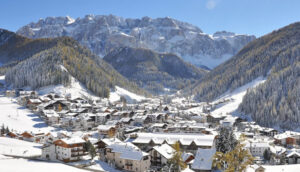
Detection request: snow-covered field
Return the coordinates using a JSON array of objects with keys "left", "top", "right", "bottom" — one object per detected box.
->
[
  {"left": 210, "top": 76, "right": 266, "bottom": 116},
  {"left": 247, "top": 164, "right": 300, "bottom": 172},
  {"left": 0, "top": 137, "right": 41, "bottom": 157},
  {"left": 0, "top": 96, "right": 55, "bottom": 133},
  {"left": 0, "top": 157, "right": 88, "bottom": 172}
]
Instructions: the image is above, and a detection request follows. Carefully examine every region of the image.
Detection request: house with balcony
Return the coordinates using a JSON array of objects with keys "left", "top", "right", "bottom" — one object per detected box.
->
[
  {"left": 105, "top": 141, "right": 150, "bottom": 172},
  {"left": 42, "top": 137, "right": 87, "bottom": 162}
]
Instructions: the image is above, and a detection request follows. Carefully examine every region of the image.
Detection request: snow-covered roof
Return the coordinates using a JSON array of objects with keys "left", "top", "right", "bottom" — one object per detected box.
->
[
  {"left": 245, "top": 142, "right": 269, "bottom": 148},
  {"left": 107, "top": 142, "right": 148, "bottom": 161},
  {"left": 192, "top": 148, "right": 216, "bottom": 170},
  {"left": 153, "top": 143, "right": 175, "bottom": 160},
  {"left": 132, "top": 133, "right": 215, "bottom": 147},
  {"left": 274, "top": 131, "right": 300, "bottom": 140},
  {"left": 287, "top": 151, "right": 300, "bottom": 158},
  {"left": 97, "top": 125, "right": 115, "bottom": 131},
  {"left": 60, "top": 137, "right": 85, "bottom": 145}
]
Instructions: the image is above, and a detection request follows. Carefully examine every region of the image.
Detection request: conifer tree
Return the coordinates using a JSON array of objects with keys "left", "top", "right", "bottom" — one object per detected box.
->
[{"left": 213, "top": 135, "right": 254, "bottom": 172}]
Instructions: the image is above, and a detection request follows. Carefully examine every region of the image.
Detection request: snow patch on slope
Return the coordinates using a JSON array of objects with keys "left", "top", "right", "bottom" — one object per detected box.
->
[
  {"left": 210, "top": 76, "right": 267, "bottom": 116},
  {"left": 38, "top": 76, "right": 98, "bottom": 100},
  {"left": 109, "top": 86, "right": 145, "bottom": 103}
]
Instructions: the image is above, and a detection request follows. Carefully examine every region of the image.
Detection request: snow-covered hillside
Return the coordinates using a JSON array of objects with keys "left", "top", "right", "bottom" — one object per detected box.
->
[
  {"left": 210, "top": 76, "right": 266, "bottom": 117},
  {"left": 36, "top": 76, "right": 144, "bottom": 103},
  {"left": 0, "top": 96, "right": 55, "bottom": 133},
  {"left": 109, "top": 86, "right": 145, "bottom": 103}
]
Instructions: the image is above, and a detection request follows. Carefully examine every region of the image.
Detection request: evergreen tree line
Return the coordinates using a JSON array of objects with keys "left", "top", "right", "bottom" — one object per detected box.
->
[
  {"left": 187, "top": 22, "right": 300, "bottom": 102},
  {"left": 3, "top": 37, "right": 148, "bottom": 98}
]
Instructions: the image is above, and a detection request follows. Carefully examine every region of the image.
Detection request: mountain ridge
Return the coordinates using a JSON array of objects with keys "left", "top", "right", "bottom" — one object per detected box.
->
[{"left": 17, "top": 14, "right": 256, "bottom": 69}]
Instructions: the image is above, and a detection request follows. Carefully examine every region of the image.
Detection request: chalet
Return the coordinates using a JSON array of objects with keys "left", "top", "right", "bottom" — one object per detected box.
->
[
  {"left": 105, "top": 142, "right": 150, "bottom": 172},
  {"left": 206, "top": 114, "right": 226, "bottom": 124},
  {"left": 148, "top": 144, "right": 175, "bottom": 168},
  {"left": 95, "top": 113, "right": 111, "bottom": 125},
  {"left": 42, "top": 137, "right": 87, "bottom": 162},
  {"left": 269, "top": 145, "right": 286, "bottom": 165},
  {"left": 26, "top": 99, "right": 42, "bottom": 110},
  {"left": 119, "top": 117, "right": 134, "bottom": 126},
  {"left": 192, "top": 148, "right": 216, "bottom": 172},
  {"left": 43, "top": 110, "right": 60, "bottom": 126},
  {"left": 274, "top": 131, "right": 300, "bottom": 146},
  {"left": 42, "top": 100, "right": 69, "bottom": 111},
  {"left": 259, "top": 128, "right": 278, "bottom": 137},
  {"left": 97, "top": 125, "right": 116, "bottom": 138},
  {"left": 20, "top": 131, "right": 35, "bottom": 142},
  {"left": 7, "top": 131, "right": 18, "bottom": 138},
  {"left": 287, "top": 151, "right": 300, "bottom": 164},
  {"left": 150, "top": 123, "right": 168, "bottom": 132}
]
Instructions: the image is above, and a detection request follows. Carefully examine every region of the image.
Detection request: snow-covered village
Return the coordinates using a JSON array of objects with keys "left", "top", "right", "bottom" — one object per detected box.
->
[
  {"left": 1, "top": 1, "right": 300, "bottom": 172},
  {"left": 1, "top": 70, "right": 300, "bottom": 172}
]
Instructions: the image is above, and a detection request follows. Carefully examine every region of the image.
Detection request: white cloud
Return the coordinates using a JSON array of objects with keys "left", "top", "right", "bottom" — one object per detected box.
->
[{"left": 206, "top": 0, "right": 217, "bottom": 10}]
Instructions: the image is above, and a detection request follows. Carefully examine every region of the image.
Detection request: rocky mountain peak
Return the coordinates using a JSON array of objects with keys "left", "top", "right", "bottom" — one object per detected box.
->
[{"left": 17, "top": 14, "right": 256, "bottom": 69}]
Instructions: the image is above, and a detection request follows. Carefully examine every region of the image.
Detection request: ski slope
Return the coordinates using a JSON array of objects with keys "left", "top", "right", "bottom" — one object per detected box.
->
[
  {"left": 210, "top": 76, "right": 266, "bottom": 116},
  {"left": 109, "top": 86, "right": 145, "bottom": 103},
  {"left": 0, "top": 96, "right": 55, "bottom": 133}
]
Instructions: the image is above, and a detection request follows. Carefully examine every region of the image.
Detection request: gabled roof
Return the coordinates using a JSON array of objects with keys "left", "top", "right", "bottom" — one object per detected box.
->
[
  {"left": 153, "top": 144, "right": 175, "bottom": 160},
  {"left": 192, "top": 148, "right": 216, "bottom": 170},
  {"left": 107, "top": 142, "right": 148, "bottom": 161},
  {"left": 132, "top": 133, "right": 215, "bottom": 147}
]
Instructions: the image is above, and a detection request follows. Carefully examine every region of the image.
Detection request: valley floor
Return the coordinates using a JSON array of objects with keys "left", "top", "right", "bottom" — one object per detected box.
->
[{"left": 0, "top": 96, "right": 55, "bottom": 133}]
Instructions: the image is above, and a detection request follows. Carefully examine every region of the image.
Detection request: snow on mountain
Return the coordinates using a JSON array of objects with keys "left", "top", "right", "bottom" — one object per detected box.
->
[
  {"left": 37, "top": 76, "right": 99, "bottom": 100},
  {"left": 0, "top": 96, "right": 55, "bottom": 133},
  {"left": 17, "top": 15, "right": 255, "bottom": 69},
  {"left": 38, "top": 76, "right": 145, "bottom": 103},
  {"left": 209, "top": 76, "right": 266, "bottom": 117},
  {"left": 109, "top": 86, "right": 145, "bottom": 103}
]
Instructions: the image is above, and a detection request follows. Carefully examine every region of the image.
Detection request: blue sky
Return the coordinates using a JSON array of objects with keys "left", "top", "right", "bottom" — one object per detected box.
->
[{"left": 1, "top": 0, "right": 299, "bottom": 37}]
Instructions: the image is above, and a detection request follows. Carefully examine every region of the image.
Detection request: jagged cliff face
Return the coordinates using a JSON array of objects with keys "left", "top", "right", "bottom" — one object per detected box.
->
[{"left": 17, "top": 15, "right": 255, "bottom": 69}]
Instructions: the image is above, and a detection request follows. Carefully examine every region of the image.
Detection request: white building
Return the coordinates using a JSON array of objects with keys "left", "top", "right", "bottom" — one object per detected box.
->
[
  {"left": 149, "top": 143, "right": 175, "bottom": 168},
  {"left": 245, "top": 142, "right": 270, "bottom": 157},
  {"left": 42, "top": 137, "right": 87, "bottom": 162},
  {"left": 105, "top": 142, "right": 150, "bottom": 172}
]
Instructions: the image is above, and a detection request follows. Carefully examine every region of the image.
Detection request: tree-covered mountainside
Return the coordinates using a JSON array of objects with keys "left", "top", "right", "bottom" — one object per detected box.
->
[
  {"left": 0, "top": 29, "right": 60, "bottom": 72},
  {"left": 239, "top": 51, "right": 300, "bottom": 129},
  {"left": 1, "top": 30, "right": 147, "bottom": 98},
  {"left": 187, "top": 22, "right": 300, "bottom": 129},
  {"left": 189, "top": 22, "right": 300, "bottom": 101},
  {"left": 103, "top": 47, "right": 207, "bottom": 94}
]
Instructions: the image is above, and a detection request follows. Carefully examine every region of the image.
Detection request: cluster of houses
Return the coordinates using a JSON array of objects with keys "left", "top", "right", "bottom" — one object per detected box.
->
[{"left": 3, "top": 89, "right": 300, "bottom": 172}]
